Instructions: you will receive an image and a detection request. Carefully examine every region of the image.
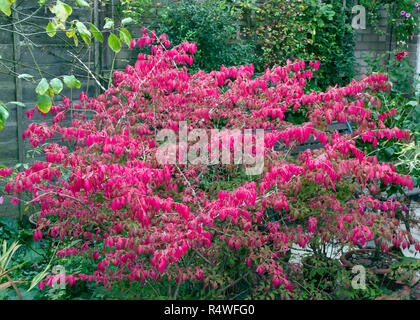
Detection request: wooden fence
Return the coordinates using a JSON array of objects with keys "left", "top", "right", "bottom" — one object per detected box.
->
[{"left": 0, "top": 2, "right": 137, "bottom": 218}]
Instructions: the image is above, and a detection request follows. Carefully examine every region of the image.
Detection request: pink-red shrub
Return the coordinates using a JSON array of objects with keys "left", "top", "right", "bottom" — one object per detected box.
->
[{"left": 3, "top": 28, "right": 418, "bottom": 295}]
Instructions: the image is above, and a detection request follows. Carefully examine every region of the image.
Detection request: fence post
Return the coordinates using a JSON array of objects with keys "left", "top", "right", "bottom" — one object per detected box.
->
[
  {"left": 12, "top": 8, "right": 25, "bottom": 220},
  {"left": 94, "top": 0, "right": 101, "bottom": 96}
]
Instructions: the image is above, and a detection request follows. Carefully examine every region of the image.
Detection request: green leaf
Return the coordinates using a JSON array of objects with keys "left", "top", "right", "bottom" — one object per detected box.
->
[
  {"left": 412, "top": 176, "right": 418, "bottom": 187},
  {"left": 76, "top": 21, "right": 91, "bottom": 45},
  {"left": 35, "top": 78, "right": 49, "bottom": 95},
  {"left": 72, "top": 33, "right": 78, "bottom": 46},
  {"left": 46, "top": 21, "right": 56, "bottom": 37},
  {"left": 119, "top": 28, "right": 132, "bottom": 47},
  {"left": 28, "top": 263, "right": 50, "bottom": 292},
  {"left": 24, "top": 240, "right": 45, "bottom": 263},
  {"left": 54, "top": 18, "right": 66, "bottom": 30},
  {"left": 0, "top": 103, "right": 9, "bottom": 131},
  {"left": 49, "top": 78, "right": 63, "bottom": 94},
  {"left": 385, "top": 147, "right": 395, "bottom": 156},
  {"left": 37, "top": 94, "right": 52, "bottom": 113},
  {"left": 75, "top": 21, "right": 90, "bottom": 36},
  {"left": 63, "top": 75, "right": 81, "bottom": 89},
  {"left": 80, "top": 33, "right": 90, "bottom": 45},
  {"left": 103, "top": 18, "right": 114, "bottom": 30},
  {"left": 0, "top": 0, "right": 16, "bottom": 16},
  {"left": 0, "top": 217, "right": 18, "bottom": 231},
  {"left": 108, "top": 33, "right": 121, "bottom": 53},
  {"left": 406, "top": 101, "right": 418, "bottom": 107},
  {"left": 89, "top": 23, "right": 103, "bottom": 42},
  {"left": 46, "top": 87, "right": 55, "bottom": 99},
  {"left": 50, "top": 0, "right": 72, "bottom": 22},
  {"left": 121, "top": 17, "right": 133, "bottom": 25},
  {"left": 65, "top": 26, "right": 76, "bottom": 39},
  {"left": 74, "top": 0, "right": 89, "bottom": 7}
]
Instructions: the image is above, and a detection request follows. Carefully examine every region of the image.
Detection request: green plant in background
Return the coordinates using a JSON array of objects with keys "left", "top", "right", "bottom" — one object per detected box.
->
[
  {"left": 130, "top": 0, "right": 258, "bottom": 72},
  {"left": 395, "top": 140, "right": 420, "bottom": 188},
  {"left": 0, "top": 217, "right": 74, "bottom": 300},
  {"left": 307, "top": 0, "right": 356, "bottom": 90},
  {"left": 120, "top": 0, "right": 259, "bottom": 72},
  {"left": 386, "top": 258, "right": 420, "bottom": 300},
  {"left": 0, "top": 240, "right": 25, "bottom": 299},
  {"left": 0, "top": 102, "right": 9, "bottom": 131},
  {"left": 359, "top": 0, "right": 420, "bottom": 49},
  {"left": 0, "top": 0, "right": 133, "bottom": 128},
  {"left": 245, "top": 0, "right": 356, "bottom": 89},
  {"left": 119, "top": 0, "right": 153, "bottom": 18},
  {"left": 364, "top": 50, "right": 417, "bottom": 97},
  {"left": 297, "top": 254, "right": 420, "bottom": 300},
  {"left": 121, "top": 0, "right": 355, "bottom": 88},
  {"left": 0, "top": 217, "right": 42, "bottom": 300},
  {"left": 298, "top": 254, "right": 356, "bottom": 300},
  {"left": 361, "top": 49, "right": 419, "bottom": 192}
]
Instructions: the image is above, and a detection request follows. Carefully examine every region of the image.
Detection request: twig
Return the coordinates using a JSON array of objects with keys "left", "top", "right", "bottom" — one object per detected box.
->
[
  {"left": 173, "top": 280, "right": 182, "bottom": 300},
  {"left": 25, "top": 191, "right": 93, "bottom": 213},
  {"left": 67, "top": 50, "right": 106, "bottom": 92},
  {"left": 5, "top": 274, "right": 22, "bottom": 300},
  {"left": 221, "top": 271, "right": 251, "bottom": 293},
  {"left": 193, "top": 248, "right": 213, "bottom": 266}
]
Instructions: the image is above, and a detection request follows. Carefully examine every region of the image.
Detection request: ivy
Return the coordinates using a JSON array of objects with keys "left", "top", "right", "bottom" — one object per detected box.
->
[{"left": 0, "top": 104, "right": 9, "bottom": 131}]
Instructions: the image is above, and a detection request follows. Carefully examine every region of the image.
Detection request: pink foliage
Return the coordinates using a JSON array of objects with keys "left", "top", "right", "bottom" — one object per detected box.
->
[{"left": 4, "top": 29, "right": 418, "bottom": 294}]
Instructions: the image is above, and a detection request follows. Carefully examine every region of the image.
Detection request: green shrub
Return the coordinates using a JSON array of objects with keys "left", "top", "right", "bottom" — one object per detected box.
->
[
  {"left": 249, "top": 0, "right": 355, "bottom": 89},
  {"left": 126, "top": 0, "right": 258, "bottom": 72}
]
